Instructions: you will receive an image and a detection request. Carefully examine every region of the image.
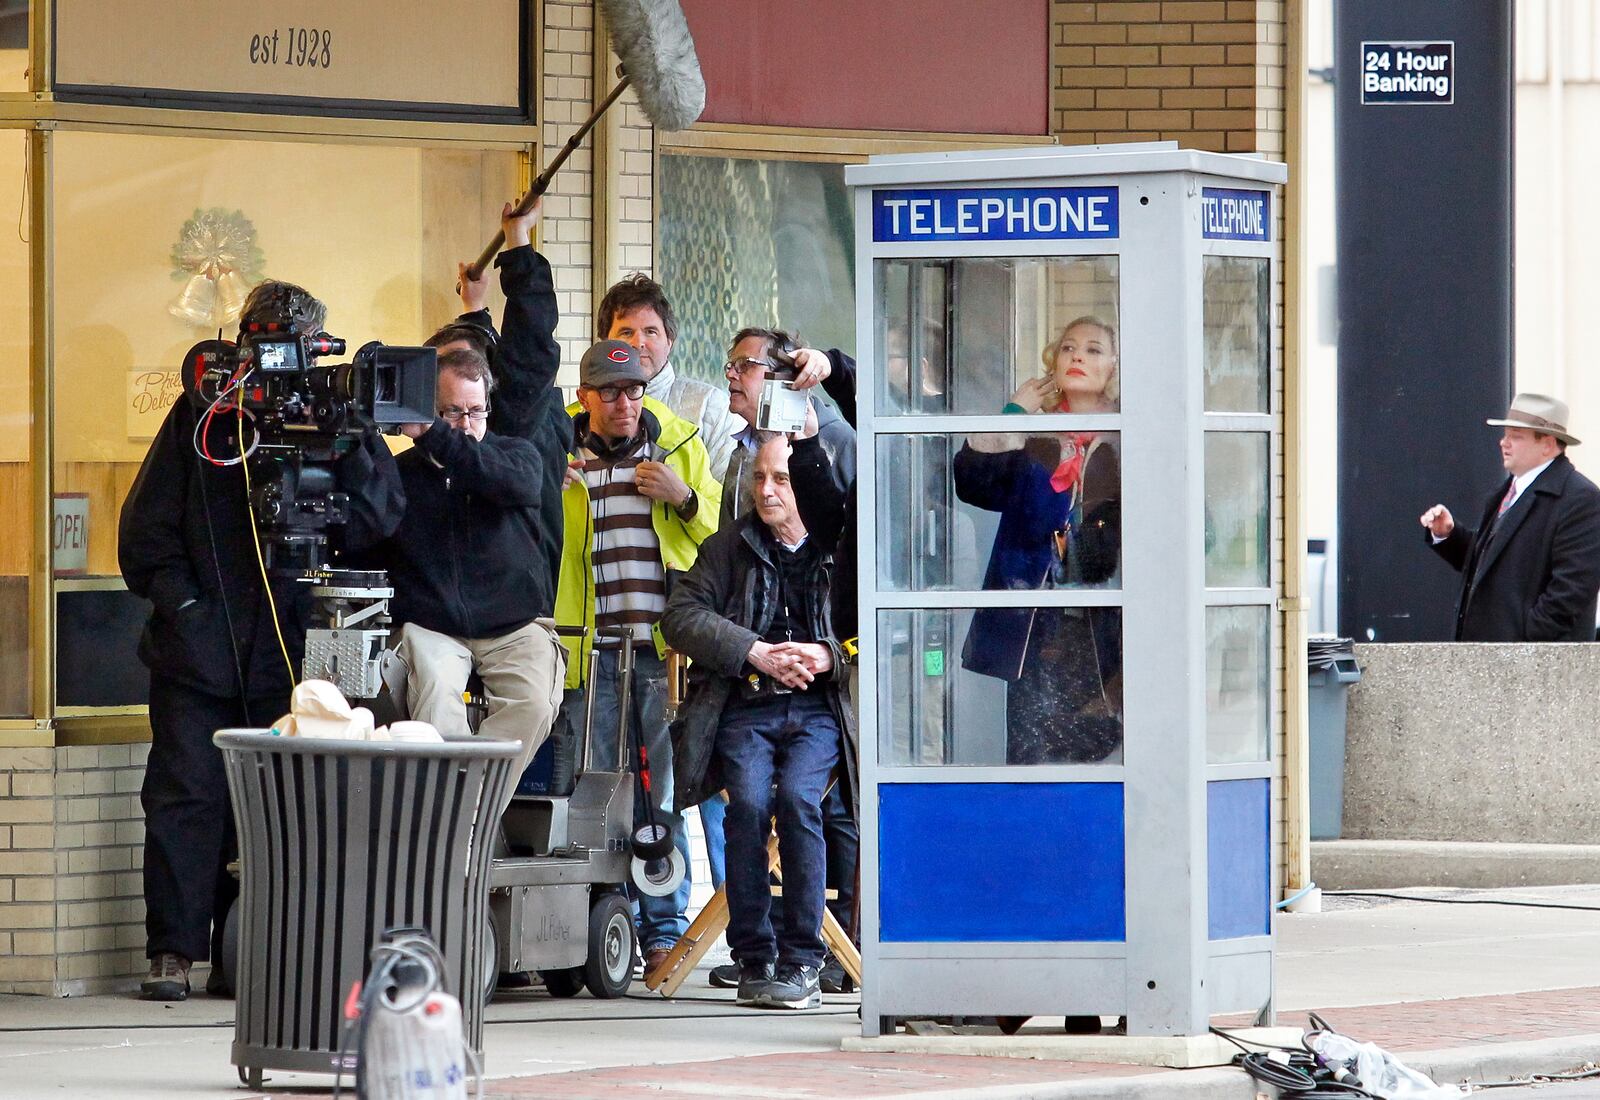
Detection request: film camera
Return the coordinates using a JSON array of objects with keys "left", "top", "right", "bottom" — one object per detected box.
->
[
  {"left": 755, "top": 341, "right": 811, "bottom": 435},
  {"left": 182, "top": 321, "right": 435, "bottom": 573},
  {"left": 182, "top": 299, "right": 437, "bottom": 698}
]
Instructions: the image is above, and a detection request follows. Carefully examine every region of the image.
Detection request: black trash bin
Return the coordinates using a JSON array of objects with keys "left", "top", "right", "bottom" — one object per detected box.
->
[
  {"left": 1307, "top": 636, "right": 1361, "bottom": 841},
  {"left": 215, "top": 730, "right": 518, "bottom": 1089}
]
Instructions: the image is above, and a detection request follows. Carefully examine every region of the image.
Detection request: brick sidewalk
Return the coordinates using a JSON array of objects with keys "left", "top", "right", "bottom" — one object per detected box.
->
[
  {"left": 1222, "top": 986, "right": 1600, "bottom": 1051},
  {"left": 482, "top": 1051, "right": 1164, "bottom": 1098},
  {"left": 264, "top": 988, "right": 1600, "bottom": 1099}
]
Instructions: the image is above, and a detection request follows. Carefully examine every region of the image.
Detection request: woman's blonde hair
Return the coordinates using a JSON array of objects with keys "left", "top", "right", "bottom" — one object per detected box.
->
[{"left": 1041, "top": 315, "right": 1119, "bottom": 410}]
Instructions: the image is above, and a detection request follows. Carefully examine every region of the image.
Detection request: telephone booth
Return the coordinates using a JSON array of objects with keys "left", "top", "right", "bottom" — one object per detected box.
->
[{"left": 848, "top": 144, "right": 1288, "bottom": 1036}]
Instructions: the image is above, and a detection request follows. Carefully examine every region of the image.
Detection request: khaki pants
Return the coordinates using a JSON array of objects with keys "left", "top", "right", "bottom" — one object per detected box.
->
[{"left": 396, "top": 620, "right": 566, "bottom": 801}]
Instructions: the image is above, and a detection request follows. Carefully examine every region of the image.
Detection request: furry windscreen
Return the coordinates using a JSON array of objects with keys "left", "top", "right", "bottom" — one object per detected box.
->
[{"left": 601, "top": 0, "right": 707, "bottom": 132}]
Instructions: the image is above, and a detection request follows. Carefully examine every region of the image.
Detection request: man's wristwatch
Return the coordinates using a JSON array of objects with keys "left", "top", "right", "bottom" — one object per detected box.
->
[{"left": 675, "top": 487, "right": 698, "bottom": 519}]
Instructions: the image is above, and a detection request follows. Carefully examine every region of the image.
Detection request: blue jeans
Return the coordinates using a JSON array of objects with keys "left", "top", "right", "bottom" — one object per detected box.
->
[
  {"left": 571, "top": 646, "right": 691, "bottom": 952},
  {"left": 700, "top": 792, "right": 728, "bottom": 892},
  {"left": 716, "top": 690, "right": 841, "bottom": 969}
]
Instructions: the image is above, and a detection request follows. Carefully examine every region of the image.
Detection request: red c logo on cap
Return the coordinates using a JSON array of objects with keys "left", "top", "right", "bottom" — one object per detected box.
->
[{"left": 608, "top": 348, "right": 631, "bottom": 363}]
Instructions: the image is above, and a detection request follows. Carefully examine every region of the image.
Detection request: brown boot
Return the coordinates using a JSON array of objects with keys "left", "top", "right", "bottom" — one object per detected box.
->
[{"left": 141, "top": 952, "right": 191, "bottom": 1002}]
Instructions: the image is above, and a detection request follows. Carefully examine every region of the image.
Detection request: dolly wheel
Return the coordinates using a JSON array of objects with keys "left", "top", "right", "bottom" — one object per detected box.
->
[
  {"left": 540, "top": 967, "right": 584, "bottom": 997},
  {"left": 997, "top": 1016, "right": 1029, "bottom": 1035},
  {"left": 584, "top": 892, "right": 635, "bottom": 998}
]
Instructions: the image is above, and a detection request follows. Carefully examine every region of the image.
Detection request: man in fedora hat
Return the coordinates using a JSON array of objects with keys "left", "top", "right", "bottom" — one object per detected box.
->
[{"left": 1420, "top": 393, "right": 1600, "bottom": 641}]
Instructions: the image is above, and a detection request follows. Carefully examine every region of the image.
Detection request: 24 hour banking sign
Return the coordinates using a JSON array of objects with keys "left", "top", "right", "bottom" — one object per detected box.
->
[{"left": 873, "top": 187, "right": 1119, "bottom": 243}]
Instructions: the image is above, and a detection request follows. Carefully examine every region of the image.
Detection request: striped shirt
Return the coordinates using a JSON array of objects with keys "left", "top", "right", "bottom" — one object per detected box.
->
[{"left": 581, "top": 438, "right": 665, "bottom": 644}]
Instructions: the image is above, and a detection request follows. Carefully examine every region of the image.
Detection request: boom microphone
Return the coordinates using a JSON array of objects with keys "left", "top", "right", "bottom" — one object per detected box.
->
[{"left": 463, "top": 0, "right": 706, "bottom": 280}]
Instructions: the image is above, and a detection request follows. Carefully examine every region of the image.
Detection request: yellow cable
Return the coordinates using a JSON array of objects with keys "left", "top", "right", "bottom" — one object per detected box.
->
[{"left": 238, "top": 402, "right": 297, "bottom": 691}]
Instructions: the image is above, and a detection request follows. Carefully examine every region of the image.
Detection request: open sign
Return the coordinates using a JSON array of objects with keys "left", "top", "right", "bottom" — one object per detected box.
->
[{"left": 53, "top": 494, "right": 89, "bottom": 576}]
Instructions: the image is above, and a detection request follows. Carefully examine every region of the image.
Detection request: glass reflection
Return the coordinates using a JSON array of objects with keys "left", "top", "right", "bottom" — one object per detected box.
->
[
  {"left": 876, "top": 432, "right": 1121, "bottom": 593},
  {"left": 1204, "top": 432, "right": 1269, "bottom": 588},
  {"left": 1206, "top": 605, "right": 1269, "bottom": 763},
  {"left": 1203, "top": 256, "right": 1269, "bottom": 413},
  {"left": 0, "top": 3, "right": 25, "bottom": 93},
  {"left": 880, "top": 607, "right": 1123, "bottom": 766},
  {"left": 875, "top": 256, "right": 1118, "bottom": 417}
]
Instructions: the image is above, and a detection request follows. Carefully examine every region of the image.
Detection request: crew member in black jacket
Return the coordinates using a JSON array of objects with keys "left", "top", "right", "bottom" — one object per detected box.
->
[
  {"left": 375, "top": 339, "right": 566, "bottom": 791},
  {"left": 119, "top": 280, "right": 404, "bottom": 1002},
  {"left": 425, "top": 199, "right": 568, "bottom": 607}
]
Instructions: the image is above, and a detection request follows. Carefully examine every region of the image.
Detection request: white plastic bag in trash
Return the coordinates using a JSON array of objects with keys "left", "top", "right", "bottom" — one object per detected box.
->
[{"left": 1308, "top": 1030, "right": 1466, "bottom": 1099}]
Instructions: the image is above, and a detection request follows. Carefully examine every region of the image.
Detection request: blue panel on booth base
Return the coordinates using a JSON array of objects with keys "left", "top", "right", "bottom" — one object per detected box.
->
[
  {"left": 1207, "top": 779, "right": 1271, "bottom": 939},
  {"left": 879, "top": 783, "right": 1125, "bottom": 942}
]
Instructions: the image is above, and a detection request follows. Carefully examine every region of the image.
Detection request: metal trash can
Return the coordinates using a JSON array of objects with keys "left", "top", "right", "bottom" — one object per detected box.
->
[
  {"left": 1307, "top": 637, "right": 1362, "bottom": 841},
  {"left": 215, "top": 730, "right": 518, "bottom": 1089}
]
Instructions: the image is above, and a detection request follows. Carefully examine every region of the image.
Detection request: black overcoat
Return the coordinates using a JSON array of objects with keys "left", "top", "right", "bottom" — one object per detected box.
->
[{"left": 1428, "top": 454, "right": 1600, "bottom": 641}]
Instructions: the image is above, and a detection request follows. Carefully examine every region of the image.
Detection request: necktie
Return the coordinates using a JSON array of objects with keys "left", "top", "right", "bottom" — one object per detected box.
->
[{"left": 1497, "top": 483, "right": 1516, "bottom": 517}]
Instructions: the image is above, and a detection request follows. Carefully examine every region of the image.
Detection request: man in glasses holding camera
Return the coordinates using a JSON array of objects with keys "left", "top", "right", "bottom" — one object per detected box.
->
[
  {"left": 555, "top": 339, "right": 723, "bottom": 973},
  {"left": 370, "top": 339, "right": 567, "bottom": 791},
  {"left": 719, "top": 330, "right": 855, "bottom": 527}
]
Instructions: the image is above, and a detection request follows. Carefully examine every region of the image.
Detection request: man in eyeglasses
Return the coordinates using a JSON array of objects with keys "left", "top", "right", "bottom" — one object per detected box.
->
[
  {"left": 719, "top": 329, "right": 856, "bottom": 527},
  {"left": 370, "top": 343, "right": 567, "bottom": 791},
  {"left": 555, "top": 339, "right": 723, "bottom": 974}
]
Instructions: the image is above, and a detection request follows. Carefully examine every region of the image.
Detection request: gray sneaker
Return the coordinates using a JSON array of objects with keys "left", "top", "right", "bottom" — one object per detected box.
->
[
  {"left": 734, "top": 960, "right": 775, "bottom": 1006},
  {"left": 141, "top": 952, "right": 191, "bottom": 1002},
  {"left": 756, "top": 963, "right": 821, "bottom": 1010},
  {"left": 708, "top": 962, "right": 741, "bottom": 988}
]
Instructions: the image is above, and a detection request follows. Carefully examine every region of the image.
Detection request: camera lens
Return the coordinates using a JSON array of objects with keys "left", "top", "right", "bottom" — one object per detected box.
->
[{"left": 373, "top": 363, "right": 397, "bottom": 405}]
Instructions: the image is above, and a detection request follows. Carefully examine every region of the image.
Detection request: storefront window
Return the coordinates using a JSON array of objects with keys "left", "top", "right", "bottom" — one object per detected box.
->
[
  {"left": 659, "top": 155, "right": 854, "bottom": 384},
  {"left": 50, "top": 129, "right": 518, "bottom": 708},
  {"left": 0, "top": 3, "right": 25, "bottom": 93},
  {"left": 879, "top": 606, "right": 1122, "bottom": 767},
  {"left": 876, "top": 256, "right": 1119, "bottom": 417},
  {"left": 0, "top": 128, "right": 29, "bottom": 716}
]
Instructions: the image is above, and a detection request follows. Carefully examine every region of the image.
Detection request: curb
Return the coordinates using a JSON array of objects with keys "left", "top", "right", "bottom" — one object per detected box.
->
[
  {"left": 885, "top": 1034, "right": 1600, "bottom": 1100},
  {"left": 1408, "top": 1034, "right": 1600, "bottom": 1087}
]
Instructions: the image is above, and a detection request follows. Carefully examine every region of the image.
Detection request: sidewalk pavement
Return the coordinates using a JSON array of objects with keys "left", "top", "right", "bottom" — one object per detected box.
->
[{"left": 4, "top": 885, "right": 1600, "bottom": 1099}]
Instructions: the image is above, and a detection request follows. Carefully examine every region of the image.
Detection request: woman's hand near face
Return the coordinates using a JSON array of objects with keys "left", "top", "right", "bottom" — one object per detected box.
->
[{"left": 1008, "top": 376, "right": 1057, "bottom": 414}]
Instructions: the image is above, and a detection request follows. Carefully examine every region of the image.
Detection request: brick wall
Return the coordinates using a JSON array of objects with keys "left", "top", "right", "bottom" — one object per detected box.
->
[
  {"left": 0, "top": 744, "right": 149, "bottom": 995},
  {"left": 1053, "top": 0, "right": 1260, "bottom": 151},
  {"left": 541, "top": 0, "right": 599, "bottom": 382}
]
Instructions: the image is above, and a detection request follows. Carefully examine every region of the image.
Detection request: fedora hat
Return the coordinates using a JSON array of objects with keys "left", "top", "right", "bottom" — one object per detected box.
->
[{"left": 1486, "top": 392, "right": 1581, "bottom": 446}]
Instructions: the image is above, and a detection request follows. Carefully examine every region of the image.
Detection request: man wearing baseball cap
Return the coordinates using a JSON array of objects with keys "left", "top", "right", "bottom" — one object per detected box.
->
[
  {"left": 554, "top": 339, "right": 723, "bottom": 972},
  {"left": 1420, "top": 393, "right": 1600, "bottom": 641}
]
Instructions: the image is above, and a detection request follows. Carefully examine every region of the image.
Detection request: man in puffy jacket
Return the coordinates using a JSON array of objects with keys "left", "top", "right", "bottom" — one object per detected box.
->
[{"left": 555, "top": 339, "right": 722, "bottom": 973}]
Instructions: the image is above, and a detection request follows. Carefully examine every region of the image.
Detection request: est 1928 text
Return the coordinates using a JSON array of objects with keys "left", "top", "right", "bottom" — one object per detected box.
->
[{"left": 249, "top": 28, "right": 333, "bottom": 69}]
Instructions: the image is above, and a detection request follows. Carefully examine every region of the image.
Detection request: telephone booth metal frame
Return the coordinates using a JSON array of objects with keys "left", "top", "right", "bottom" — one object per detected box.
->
[{"left": 848, "top": 144, "right": 1289, "bottom": 1037}]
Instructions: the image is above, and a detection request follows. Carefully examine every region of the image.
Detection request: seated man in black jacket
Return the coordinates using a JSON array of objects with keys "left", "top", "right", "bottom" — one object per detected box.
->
[
  {"left": 425, "top": 199, "right": 569, "bottom": 611},
  {"left": 120, "top": 280, "right": 405, "bottom": 1002},
  {"left": 376, "top": 343, "right": 566, "bottom": 793},
  {"left": 662, "top": 432, "right": 858, "bottom": 1012}
]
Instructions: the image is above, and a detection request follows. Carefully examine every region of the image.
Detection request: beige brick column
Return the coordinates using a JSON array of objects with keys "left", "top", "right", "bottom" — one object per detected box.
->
[
  {"left": 0, "top": 743, "right": 151, "bottom": 995},
  {"left": 542, "top": 0, "right": 656, "bottom": 387}
]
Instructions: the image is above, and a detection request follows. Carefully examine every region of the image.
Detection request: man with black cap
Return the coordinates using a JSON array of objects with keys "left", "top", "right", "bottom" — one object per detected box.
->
[
  {"left": 1421, "top": 392, "right": 1600, "bottom": 641},
  {"left": 554, "top": 339, "right": 722, "bottom": 972}
]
